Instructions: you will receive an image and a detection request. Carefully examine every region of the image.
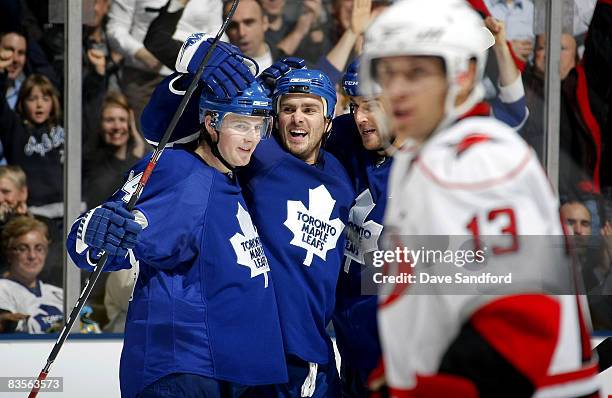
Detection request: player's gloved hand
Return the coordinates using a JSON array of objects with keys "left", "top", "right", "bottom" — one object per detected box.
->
[
  {"left": 83, "top": 202, "right": 142, "bottom": 258},
  {"left": 257, "top": 57, "right": 306, "bottom": 95},
  {"left": 175, "top": 33, "right": 258, "bottom": 98},
  {"left": 141, "top": 73, "right": 203, "bottom": 147}
]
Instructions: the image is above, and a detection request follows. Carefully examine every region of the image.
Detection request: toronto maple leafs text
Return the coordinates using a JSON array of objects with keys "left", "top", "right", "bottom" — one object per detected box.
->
[
  {"left": 239, "top": 237, "right": 268, "bottom": 269},
  {"left": 297, "top": 211, "right": 338, "bottom": 251}
]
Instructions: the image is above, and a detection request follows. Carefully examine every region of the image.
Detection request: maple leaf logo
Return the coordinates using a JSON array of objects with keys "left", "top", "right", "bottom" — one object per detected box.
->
[
  {"left": 284, "top": 185, "right": 345, "bottom": 266},
  {"left": 344, "top": 189, "right": 384, "bottom": 272},
  {"left": 230, "top": 203, "right": 270, "bottom": 287},
  {"left": 120, "top": 170, "right": 143, "bottom": 203}
]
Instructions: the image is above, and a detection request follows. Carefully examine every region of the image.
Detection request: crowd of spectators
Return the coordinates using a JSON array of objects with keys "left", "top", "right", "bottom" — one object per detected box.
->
[{"left": 0, "top": 0, "right": 609, "bottom": 332}]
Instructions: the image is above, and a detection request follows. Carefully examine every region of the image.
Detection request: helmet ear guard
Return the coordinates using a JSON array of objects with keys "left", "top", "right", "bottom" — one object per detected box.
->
[{"left": 206, "top": 111, "right": 220, "bottom": 131}]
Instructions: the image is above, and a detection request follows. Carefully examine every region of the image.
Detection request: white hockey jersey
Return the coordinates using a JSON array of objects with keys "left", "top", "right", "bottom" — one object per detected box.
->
[
  {"left": 0, "top": 279, "right": 63, "bottom": 333},
  {"left": 378, "top": 116, "right": 600, "bottom": 397}
]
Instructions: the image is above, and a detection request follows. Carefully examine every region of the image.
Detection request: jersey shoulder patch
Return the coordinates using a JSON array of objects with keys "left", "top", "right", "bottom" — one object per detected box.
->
[{"left": 418, "top": 117, "right": 534, "bottom": 190}]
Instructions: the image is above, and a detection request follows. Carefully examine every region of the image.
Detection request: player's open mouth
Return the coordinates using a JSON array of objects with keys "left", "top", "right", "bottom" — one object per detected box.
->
[
  {"left": 362, "top": 128, "right": 376, "bottom": 136},
  {"left": 289, "top": 129, "right": 308, "bottom": 138}
]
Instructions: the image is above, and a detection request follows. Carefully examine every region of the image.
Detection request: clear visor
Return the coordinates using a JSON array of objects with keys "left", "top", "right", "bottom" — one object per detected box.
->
[{"left": 219, "top": 113, "right": 273, "bottom": 140}]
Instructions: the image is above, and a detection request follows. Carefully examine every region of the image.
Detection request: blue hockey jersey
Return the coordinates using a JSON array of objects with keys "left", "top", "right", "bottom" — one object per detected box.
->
[
  {"left": 326, "top": 114, "right": 392, "bottom": 383},
  {"left": 67, "top": 149, "right": 287, "bottom": 398},
  {"left": 240, "top": 137, "right": 354, "bottom": 365}
]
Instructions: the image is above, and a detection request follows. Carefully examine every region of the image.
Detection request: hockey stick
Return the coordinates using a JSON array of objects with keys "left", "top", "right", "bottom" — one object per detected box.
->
[
  {"left": 595, "top": 337, "right": 612, "bottom": 373},
  {"left": 28, "top": 1, "right": 241, "bottom": 396}
]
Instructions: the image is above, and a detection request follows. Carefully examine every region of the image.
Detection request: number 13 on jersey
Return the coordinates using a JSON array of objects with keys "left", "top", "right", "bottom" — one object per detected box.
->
[{"left": 466, "top": 207, "right": 519, "bottom": 255}]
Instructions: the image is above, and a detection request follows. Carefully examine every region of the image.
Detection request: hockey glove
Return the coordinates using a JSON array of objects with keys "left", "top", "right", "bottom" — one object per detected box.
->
[
  {"left": 257, "top": 57, "right": 306, "bottom": 95},
  {"left": 141, "top": 73, "right": 203, "bottom": 147},
  {"left": 83, "top": 202, "right": 142, "bottom": 258},
  {"left": 175, "top": 33, "right": 258, "bottom": 98}
]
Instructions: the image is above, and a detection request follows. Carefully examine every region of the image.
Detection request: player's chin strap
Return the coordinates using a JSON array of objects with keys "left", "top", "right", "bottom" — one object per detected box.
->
[
  {"left": 319, "top": 117, "right": 334, "bottom": 149},
  {"left": 201, "top": 123, "right": 236, "bottom": 172}
]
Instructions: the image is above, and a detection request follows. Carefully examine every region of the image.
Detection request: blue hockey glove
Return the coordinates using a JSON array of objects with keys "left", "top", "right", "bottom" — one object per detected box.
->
[
  {"left": 83, "top": 202, "right": 142, "bottom": 258},
  {"left": 257, "top": 57, "right": 306, "bottom": 95},
  {"left": 175, "top": 33, "right": 258, "bottom": 98},
  {"left": 141, "top": 73, "right": 203, "bottom": 147}
]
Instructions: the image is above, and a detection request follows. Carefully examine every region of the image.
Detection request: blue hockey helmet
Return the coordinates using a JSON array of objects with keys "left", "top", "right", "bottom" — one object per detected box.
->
[
  {"left": 273, "top": 69, "right": 337, "bottom": 119},
  {"left": 199, "top": 79, "right": 273, "bottom": 139},
  {"left": 342, "top": 58, "right": 361, "bottom": 97}
]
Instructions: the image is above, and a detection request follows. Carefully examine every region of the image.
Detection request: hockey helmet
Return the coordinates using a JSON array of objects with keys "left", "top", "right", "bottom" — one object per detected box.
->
[
  {"left": 273, "top": 69, "right": 337, "bottom": 119},
  {"left": 361, "top": 0, "right": 495, "bottom": 125},
  {"left": 200, "top": 79, "right": 273, "bottom": 139},
  {"left": 342, "top": 58, "right": 361, "bottom": 97}
]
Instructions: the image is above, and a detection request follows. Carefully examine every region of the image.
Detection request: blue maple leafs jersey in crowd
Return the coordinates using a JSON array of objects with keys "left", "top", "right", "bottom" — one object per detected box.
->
[
  {"left": 66, "top": 149, "right": 287, "bottom": 398},
  {"left": 240, "top": 137, "right": 355, "bottom": 365},
  {"left": 326, "top": 114, "right": 392, "bottom": 383},
  {"left": 0, "top": 279, "right": 63, "bottom": 333}
]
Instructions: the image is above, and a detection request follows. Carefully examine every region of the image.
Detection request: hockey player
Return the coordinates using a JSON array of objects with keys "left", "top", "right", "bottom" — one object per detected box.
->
[
  {"left": 326, "top": 58, "right": 394, "bottom": 397},
  {"left": 240, "top": 68, "right": 355, "bottom": 397},
  {"left": 66, "top": 61, "right": 288, "bottom": 397},
  {"left": 360, "top": 0, "right": 600, "bottom": 397}
]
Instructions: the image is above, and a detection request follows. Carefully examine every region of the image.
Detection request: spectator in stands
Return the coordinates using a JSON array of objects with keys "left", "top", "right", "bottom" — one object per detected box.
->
[
  {"left": 484, "top": 0, "right": 535, "bottom": 62},
  {"left": 0, "top": 68, "right": 64, "bottom": 220},
  {"left": 106, "top": 0, "right": 171, "bottom": 131},
  {"left": 146, "top": 0, "right": 374, "bottom": 84},
  {"left": 224, "top": 0, "right": 278, "bottom": 71},
  {"left": 561, "top": 199, "right": 612, "bottom": 287},
  {"left": 143, "top": 0, "right": 225, "bottom": 70},
  {"left": 560, "top": 200, "right": 595, "bottom": 276},
  {"left": 0, "top": 165, "right": 29, "bottom": 275},
  {"left": 81, "top": 93, "right": 145, "bottom": 328},
  {"left": 84, "top": 91, "right": 146, "bottom": 209},
  {"left": 0, "top": 30, "right": 61, "bottom": 104},
  {"left": 0, "top": 166, "right": 28, "bottom": 225},
  {"left": 0, "top": 32, "right": 27, "bottom": 110},
  {"left": 562, "top": 200, "right": 593, "bottom": 237},
  {"left": 85, "top": 0, "right": 121, "bottom": 78},
  {"left": 318, "top": 0, "right": 376, "bottom": 84},
  {"left": 520, "top": 14, "right": 609, "bottom": 199},
  {"left": 579, "top": 0, "right": 612, "bottom": 195},
  {"left": 574, "top": 0, "right": 597, "bottom": 36},
  {"left": 533, "top": 33, "right": 578, "bottom": 81},
  {"left": 483, "top": 15, "right": 529, "bottom": 129},
  {"left": 485, "top": 0, "right": 535, "bottom": 62},
  {"left": 0, "top": 165, "right": 62, "bottom": 288},
  {"left": 83, "top": 0, "right": 124, "bottom": 152},
  {"left": 262, "top": 0, "right": 330, "bottom": 65},
  {"left": 573, "top": 0, "right": 597, "bottom": 57},
  {"left": 561, "top": 199, "right": 612, "bottom": 330},
  {"left": 0, "top": 216, "right": 62, "bottom": 334}
]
